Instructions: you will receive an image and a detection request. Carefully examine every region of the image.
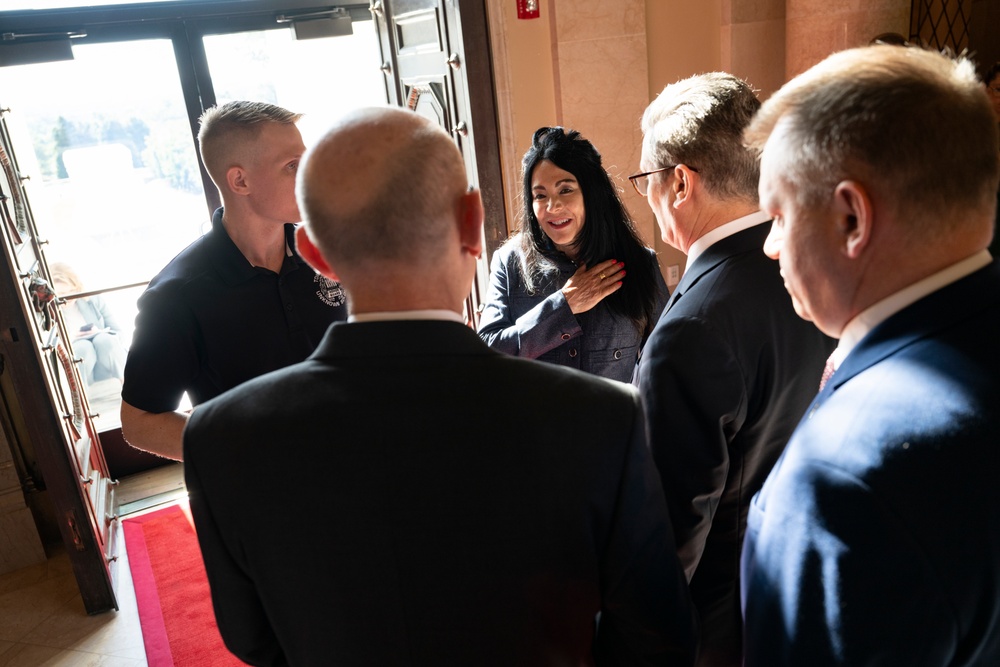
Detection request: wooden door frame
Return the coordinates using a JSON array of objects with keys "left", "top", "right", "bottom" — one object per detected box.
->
[{"left": 451, "top": 0, "right": 508, "bottom": 264}]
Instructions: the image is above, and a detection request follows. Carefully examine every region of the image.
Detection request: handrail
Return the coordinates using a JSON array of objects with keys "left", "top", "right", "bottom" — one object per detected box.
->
[{"left": 57, "top": 280, "right": 148, "bottom": 302}]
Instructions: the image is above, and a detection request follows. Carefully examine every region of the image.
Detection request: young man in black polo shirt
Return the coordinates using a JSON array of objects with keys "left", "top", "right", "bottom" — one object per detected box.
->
[{"left": 120, "top": 101, "right": 347, "bottom": 460}]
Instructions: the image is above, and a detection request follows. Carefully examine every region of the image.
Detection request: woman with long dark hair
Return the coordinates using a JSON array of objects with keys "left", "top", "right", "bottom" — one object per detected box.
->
[{"left": 478, "top": 126, "right": 668, "bottom": 382}]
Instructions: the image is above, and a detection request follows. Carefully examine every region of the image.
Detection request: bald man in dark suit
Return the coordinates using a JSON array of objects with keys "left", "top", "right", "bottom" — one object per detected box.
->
[{"left": 184, "top": 107, "right": 696, "bottom": 667}]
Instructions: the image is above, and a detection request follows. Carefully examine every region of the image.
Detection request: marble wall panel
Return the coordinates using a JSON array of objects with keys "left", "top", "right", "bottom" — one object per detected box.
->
[
  {"left": 786, "top": 0, "right": 866, "bottom": 21},
  {"left": 553, "top": 0, "right": 646, "bottom": 43},
  {"left": 786, "top": 14, "right": 853, "bottom": 77},
  {"left": 786, "top": 3, "right": 909, "bottom": 78},
  {"left": 730, "top": 0, "right": 786, "bottom": 23},
  {"left": 728, "top": 18, "right": 787, "bottom": 99}
]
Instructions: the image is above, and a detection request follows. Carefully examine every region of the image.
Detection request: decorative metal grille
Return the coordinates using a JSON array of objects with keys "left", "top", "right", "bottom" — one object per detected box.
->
[{"left": 910, "top": 0, "right": 972, "bottom": 52}]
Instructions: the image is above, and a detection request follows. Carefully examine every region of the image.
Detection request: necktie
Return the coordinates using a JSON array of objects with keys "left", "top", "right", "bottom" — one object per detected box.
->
[{"left": 818, "top": 354, "right": 836, "bottom": 391}]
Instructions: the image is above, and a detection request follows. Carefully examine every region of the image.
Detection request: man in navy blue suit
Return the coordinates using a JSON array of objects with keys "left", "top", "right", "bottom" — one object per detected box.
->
[{"left": 741, "top": 45, "right": 1000, "bottom": 665}]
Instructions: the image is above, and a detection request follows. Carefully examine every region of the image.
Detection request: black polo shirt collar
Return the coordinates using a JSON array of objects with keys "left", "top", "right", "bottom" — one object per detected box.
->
[{"left": 207, "top": 207, "right": 304, "bottom": 286}]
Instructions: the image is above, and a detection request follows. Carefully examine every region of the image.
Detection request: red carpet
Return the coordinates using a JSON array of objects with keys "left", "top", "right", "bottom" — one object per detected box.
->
[{"left": 123, "top": 503, "right": 247, "bottom": 666}]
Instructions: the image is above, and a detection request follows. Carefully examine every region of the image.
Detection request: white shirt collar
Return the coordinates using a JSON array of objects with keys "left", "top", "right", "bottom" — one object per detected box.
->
[
  {"left": 686, "top": 210, "right": 771, "bottom": 268},
  {"left": 348, "top": 309, "right": 465, "bottom": 324},
  {"left": 832, "top": 249, "right": 992, "bottom": 368}
]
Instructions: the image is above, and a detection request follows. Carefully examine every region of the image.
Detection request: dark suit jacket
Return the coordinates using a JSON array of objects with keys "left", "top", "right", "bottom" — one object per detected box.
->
[
  {"left": 742, "top": 261, "right": 1000, "bottom": 666},
  {"left": 636, "top": 222, "right": 834, "bottom": 666},
  {"left": 185, "top": 320, "right": 696, "bottom": 667}
]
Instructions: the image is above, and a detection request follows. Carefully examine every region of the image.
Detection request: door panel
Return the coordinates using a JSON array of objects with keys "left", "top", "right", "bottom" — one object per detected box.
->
[
  {"left": 372, "top": 0, "right": 506, "bottom": 329},
  {"left": 0, "top": 111, "right": 118, "bottom": 613},
  {"left": 406, "top": 79, "right": 451, "bottom": 127}
]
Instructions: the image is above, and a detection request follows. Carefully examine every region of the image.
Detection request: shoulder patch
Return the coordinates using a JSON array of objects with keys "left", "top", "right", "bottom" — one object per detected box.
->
[{"left": 314, "top": 274, "right": 347, "bottom": 307}]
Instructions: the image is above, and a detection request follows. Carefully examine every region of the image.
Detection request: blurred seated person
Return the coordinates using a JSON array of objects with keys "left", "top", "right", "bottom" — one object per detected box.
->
[
  {"left": 478, "top": 127, "right": 668, "bottom": 382},
  {"left": 50, "top": 262, "right": 126, "bottom": 386}
]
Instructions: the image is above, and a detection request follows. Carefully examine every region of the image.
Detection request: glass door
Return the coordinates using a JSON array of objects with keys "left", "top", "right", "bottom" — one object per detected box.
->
[
  {"left": 1, "top": 38, "right": 207, "bottom": 432},
  {"left": 203, "top": 24, "right": 386, "bottom": 147},
  {"left": 0, "top": 6, "right": 385, "bottom": 436}
]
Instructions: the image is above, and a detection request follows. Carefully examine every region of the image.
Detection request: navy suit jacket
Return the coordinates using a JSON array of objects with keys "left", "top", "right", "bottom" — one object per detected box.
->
[
  {"left": 185, "top": 320, "right": 696, "bottom": 667},
  {"left": 636, "top": 222, "right": 834, "bottom": 665},
  {"left": 742, "top": 261, "right": 1000, "bottom": 665}
]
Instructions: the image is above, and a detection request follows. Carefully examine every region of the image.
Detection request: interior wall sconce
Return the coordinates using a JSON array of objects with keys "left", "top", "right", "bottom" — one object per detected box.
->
[{"left": 517, "top": 0, "right": 540, "bottom": 20}]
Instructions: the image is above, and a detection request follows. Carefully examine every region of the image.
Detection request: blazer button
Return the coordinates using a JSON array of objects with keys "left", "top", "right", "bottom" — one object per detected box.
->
[
  {"left": 568, "top": 348, "right": 578, "bottom": 358},
  {"left": 560, "top": 333, "right": 571, "bottom": 341},
  {"left": 613, "top": 349, "right": 622, "bottom": 360}
]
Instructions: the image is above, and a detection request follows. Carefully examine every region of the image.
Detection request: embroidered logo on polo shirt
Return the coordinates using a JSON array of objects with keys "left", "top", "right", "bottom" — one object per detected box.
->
[{"left": 314, "top": 274, "right": 346, "bottom": 307}]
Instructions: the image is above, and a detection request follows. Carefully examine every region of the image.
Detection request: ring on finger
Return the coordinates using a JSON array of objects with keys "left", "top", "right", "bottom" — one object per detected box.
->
[{"left": 599, "top": 273, "right": 606, "bottom": 280}]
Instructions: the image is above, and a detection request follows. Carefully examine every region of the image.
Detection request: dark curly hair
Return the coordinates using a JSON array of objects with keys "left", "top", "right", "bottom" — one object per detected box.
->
[{"left": 514, "top": 126, "right": 661, "bottom": 336}]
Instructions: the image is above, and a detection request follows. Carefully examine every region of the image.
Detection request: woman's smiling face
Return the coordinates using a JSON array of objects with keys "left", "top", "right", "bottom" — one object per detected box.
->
[{"left": 531, "top": 159, "right": 586, "bottom": 259}]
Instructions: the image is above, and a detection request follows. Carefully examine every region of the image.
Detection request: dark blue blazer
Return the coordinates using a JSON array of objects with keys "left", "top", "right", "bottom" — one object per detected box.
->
[
  {"left": 185, "top": 320, "right": 696, "bottom": 667},
  {"left": 742, "top": 260, "right": 1000, "bottom": 665}
]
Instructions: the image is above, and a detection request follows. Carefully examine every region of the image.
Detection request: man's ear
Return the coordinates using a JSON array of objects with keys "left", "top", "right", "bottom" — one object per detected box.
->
[
  {"left": 226, "top": 165, "right": 249, "bottom": 196},
  {"left": 833, "top": 180, "right": 873, "bottom": 259},
  {"left": 294, "top": 225, "right": 339, "bottom": 280},
  {"left": 671, "top": 164, "right": 697, "bottom": 209},
  {"left": 458, "top": 188, "right": 484, "bottom": 259}
]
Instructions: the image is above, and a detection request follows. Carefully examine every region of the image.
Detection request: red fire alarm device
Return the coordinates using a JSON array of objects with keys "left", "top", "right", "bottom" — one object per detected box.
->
[{"left": 517, "top": 0, "right": 540, "bottom": 20}]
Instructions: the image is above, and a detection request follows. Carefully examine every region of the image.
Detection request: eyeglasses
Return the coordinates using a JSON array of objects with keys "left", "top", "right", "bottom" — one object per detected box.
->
[
  {"left": 629, "top": 166, "right": 675, "bottom": 197},
  {"left": 628, "top": 164, "right": 697, "bottom": 196}
]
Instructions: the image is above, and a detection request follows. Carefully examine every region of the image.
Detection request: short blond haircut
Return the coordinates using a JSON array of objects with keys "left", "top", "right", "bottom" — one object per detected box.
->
[
  {"left": 197, "top": 101, "right": 302, "bottom": 190},
  {"left": 745, "top": 46, "right": 1000, "bottom": 234}
]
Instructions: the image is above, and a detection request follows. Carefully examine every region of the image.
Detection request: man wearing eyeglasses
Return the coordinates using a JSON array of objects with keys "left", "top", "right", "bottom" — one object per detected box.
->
[{"left": 631, "top": 72, "right": 834, "bottom": 666}]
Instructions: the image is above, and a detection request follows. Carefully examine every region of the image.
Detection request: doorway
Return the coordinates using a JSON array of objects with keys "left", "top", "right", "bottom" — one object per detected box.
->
[
  {"left": 0, "top": 0, "right": 390, "bottom": 613},
  {"left": 0, "top": 0, "right": 504, "bottom": 613},
  {"left": 0, "top": 2, "right": 386, "bottom": 448}
]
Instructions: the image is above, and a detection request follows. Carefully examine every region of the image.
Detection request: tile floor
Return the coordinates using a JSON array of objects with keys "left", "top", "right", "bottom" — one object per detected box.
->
[
  {"left": 0, "top": 531, "right": 147, "bottom": 666},
  {"left": 0, "top": 463, "right": 187, "bottom": 666}
]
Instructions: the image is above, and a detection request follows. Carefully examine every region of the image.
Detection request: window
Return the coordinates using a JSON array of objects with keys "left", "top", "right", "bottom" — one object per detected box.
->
[
  {"left": 0, "top": 2, "right": 384, "bottom": 430},
  {"left": 205, "top": 26, "right": 385, "bottom": 147}
]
